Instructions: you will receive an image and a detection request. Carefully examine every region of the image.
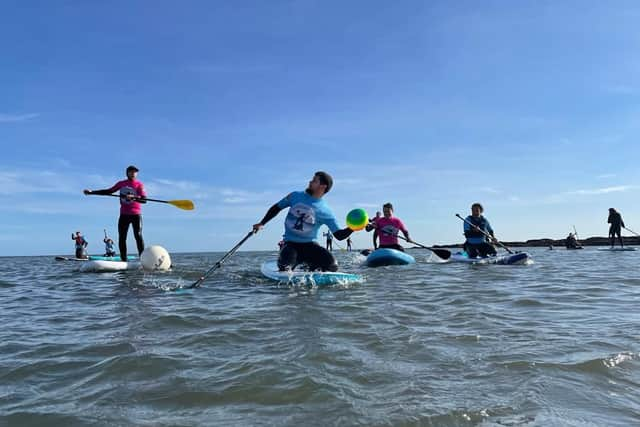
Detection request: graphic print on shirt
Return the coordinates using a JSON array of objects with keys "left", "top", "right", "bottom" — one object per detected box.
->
[
  {"left": 380, "top": 224, "right": 399, "bottom": 237},
  {"left": 286, "top": 203, "right": 316, "bottom": 237},
  {"left": 119, "top": 186, "right": 137, "bottom": 205}
]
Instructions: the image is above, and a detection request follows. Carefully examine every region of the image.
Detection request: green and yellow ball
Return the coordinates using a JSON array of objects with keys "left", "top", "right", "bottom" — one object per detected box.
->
[{"left": 346, "top": 208, "right": 369, "bottom": 231}]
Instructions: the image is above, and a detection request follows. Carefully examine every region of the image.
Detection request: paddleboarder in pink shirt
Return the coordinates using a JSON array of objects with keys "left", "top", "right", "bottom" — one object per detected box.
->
[{"left": 83, "top": 165, "right": 146, "bottom": 261}]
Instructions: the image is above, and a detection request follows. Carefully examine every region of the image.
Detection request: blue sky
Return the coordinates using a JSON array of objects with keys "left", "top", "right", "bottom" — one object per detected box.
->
[{"left": 2, "top": 1, "right": 640, "bottom": 256}]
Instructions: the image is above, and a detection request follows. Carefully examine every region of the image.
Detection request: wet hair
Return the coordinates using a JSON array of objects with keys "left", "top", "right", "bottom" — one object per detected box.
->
[
  {"left": 314, "top": 171, "right": 333, "bottom": 193},
  {"left": 383, "top": 203, "right": 393, "bottom": 210},
  {"left": 471, "top": 203, "right": 484, "bottom": 212}
]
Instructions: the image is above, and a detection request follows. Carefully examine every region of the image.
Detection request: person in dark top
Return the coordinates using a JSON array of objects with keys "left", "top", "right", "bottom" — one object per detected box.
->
[
  {"left": 103, "top": 236, "right": 116, "bottom": 257},
  {"left": 324, "top": 231, "right": 333, "bottom": 251},
  {"left": 565, "top": 233, "right": 580, "bottom": 249},
  {"left": 365, "top": 211, "right": 382, "bottom": 248},
  {"left": 463, "top": 203, "right": 497, "bottom": 258},
  {"left": 72, "top": 231, "right": 88, "bottom": 259},
  {"left": 608, "top": 208, "right": 625, "bottom": 248}
]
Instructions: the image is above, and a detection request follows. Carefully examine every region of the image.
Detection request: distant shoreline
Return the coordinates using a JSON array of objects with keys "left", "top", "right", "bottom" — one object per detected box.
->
[{"left": 431, "top": 236, "right": 640, "bottom": 249}]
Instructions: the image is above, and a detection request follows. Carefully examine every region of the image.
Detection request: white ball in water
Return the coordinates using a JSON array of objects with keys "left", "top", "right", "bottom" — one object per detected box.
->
[{"left": 140, "top": 245, "right": 172, "bottom": 271}]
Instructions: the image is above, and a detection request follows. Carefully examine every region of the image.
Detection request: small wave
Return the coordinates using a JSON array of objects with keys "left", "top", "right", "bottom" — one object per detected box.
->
[
  {"left": 512, "top": 298, "right": 544, "bottom": 307},
  {"left": 498, "top": 352, "right": 638, "bottom": 374}
]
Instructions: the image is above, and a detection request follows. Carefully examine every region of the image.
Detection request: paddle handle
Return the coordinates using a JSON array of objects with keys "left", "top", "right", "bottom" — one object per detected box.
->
[
  {"left": 623, "top": 226, "right": 640, "bottom": 237},
  {"left": 456, "top": 213, "right": 513, "bottom": 254}
]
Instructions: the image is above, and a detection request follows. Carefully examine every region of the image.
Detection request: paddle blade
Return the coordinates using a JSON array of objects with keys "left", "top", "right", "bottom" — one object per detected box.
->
[
  {"left": 431, "top": 248, "right": 451, "bottom": 260},
  {"left": 168, "top": 199, "right": 195, "bottom": 210}
]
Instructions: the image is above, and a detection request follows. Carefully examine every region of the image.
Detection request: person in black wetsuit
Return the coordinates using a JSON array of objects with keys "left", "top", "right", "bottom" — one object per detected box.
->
[
  {"left": 565, "top": 233, "right": 579, "bottom": 249},
  {"left": 608, "top": 208, "right": 625, "bottom": 248}
]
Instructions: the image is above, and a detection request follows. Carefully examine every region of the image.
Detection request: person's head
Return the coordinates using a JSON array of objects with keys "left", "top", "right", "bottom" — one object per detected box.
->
[
  {"left": 471, "top": 203, "right": 484, "bottom": 217},
  {"left": 306, "top": 171, "right": 333, "bottom": 197},
  {"left": 126, "top": 165, "right": 139, "bottom": 180},
  {"left": 375, "top": 211, "right": 381, "bottom": 218},
  {"left": 609, "top": 208, "right": 616, "bottom": 213},
  {"left": 75, "top": 231, "right": 81, "bottom": 236},
  {"left": 382, "top": 203, "right": 394, "bottom": 218}
]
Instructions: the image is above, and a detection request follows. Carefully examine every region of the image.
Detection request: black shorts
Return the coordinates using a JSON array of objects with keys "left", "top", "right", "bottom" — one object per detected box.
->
[
  {"left": 278, "top": 241, "right": 338, "bottom": 272},
  {"left": 379, "top": 243, "right": 404, "bottom": 252}
]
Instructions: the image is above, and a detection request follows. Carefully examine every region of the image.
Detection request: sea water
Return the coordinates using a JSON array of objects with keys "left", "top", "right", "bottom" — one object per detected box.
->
[{"left": 1, "top": 248, "right": 639, "bottom": 426}]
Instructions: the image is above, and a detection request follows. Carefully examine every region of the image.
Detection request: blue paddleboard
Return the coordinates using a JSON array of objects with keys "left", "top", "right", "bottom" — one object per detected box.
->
[
  {"left": 365, "top": 248, "right": 415, "bottom": 267},
  {"left": 260, "top": 261, "right": 363, "bottom": 286},
  {"left": 450, "top": 251, "right": 531, "bottom": 265}
]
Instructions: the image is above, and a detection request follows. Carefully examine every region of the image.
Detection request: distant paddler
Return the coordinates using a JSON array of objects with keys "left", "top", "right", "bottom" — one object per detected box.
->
[
  {"left": 565, "top": 232, "right": 580, "bottom": 249},
  {"left": 103, "top": 229, "right": 116, "bottom": 257},
  {"left": 252, "top": 171, "right": 355, "bottom": 272},
  {"left": 71, "top": 231, "right": 88, "bottom": 259},
  {"left": 607, "top": 208, "right": 625, "bottom": 248}
]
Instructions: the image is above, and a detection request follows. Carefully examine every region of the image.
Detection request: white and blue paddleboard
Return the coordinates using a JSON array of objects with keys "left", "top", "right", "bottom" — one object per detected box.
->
[
  {"left": 597, "top": 247, "right": 637, "bottom": 251},
  {"left": 79, "top": 260, "right": 141, "bottom": 272},
  {"left": 55, "top": 255, "right": 137, "bottom": 262},
  {"left": 365, "top": 248, "right": 415, "bottom": 267},
  {"left": 55, "top": 256, "right": 88, "bottom": 262},
  {"left": 449, "top": 251, "right": 531, "bottom": 265},
  {"left": 89, "top": 255, "right": 138, "bottom": 261},
  {"left": 260, "top": 261, "right": 363, "bottom": 286}
]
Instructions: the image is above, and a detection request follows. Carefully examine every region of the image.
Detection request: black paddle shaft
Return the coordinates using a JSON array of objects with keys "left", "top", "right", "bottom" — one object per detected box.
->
[
  {"left": 395, "top": 235, "right": 451, "bottom": 260},
  {"left": 187, "top": 230, "right": 255, "bottom": 289}
]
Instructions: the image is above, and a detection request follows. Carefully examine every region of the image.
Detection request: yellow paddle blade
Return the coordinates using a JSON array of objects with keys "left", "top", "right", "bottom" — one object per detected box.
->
[{"left": 168, "top": 199, "right": 195, "bottom": 210}]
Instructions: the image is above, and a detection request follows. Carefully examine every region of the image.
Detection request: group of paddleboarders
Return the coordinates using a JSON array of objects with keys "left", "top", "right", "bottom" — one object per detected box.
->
[
  {"left": 82, "top": 165, "right": 146, "bottom": 261},
  {"left": 562, "top": 208, "right": 627, "bottom": 249},
  {"left": 71, "top": 231, "right": 119, "bottom": 258},
  {"left": 76, "top": 166, "right": 633, "bottom": 272},
  {"left": 249, "top": 171, "right": 509, "bottom": 272}
]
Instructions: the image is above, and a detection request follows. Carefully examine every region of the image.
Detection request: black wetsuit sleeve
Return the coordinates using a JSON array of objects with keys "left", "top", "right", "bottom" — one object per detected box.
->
[
  {"left": 89, "top": 185, "right": 118, "bottom": 195},
  {"left": 332, "top": 227, "right": 353, "bottom": 241},
  {"left": 259, "top": 204, "right": 283, "bottom": 226}
]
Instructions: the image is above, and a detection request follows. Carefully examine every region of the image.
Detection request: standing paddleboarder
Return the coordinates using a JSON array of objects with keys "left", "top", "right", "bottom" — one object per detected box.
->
[
  {"left": 607, "top": 208, "right": 625, "bottom": 248},
  {"left": 83, "top": 165, "right": 146, "bottom": 261}
]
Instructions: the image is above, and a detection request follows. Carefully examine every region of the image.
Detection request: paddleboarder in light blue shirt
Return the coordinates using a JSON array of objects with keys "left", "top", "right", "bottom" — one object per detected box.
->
[{"left": 252, "top": 171, "right": 353, "bottom": 271}]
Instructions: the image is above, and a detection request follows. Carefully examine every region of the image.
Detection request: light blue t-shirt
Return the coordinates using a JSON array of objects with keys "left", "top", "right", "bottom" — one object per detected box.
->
[{"left": 277, "top": 191, "right": 340, "bottom": 243}]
